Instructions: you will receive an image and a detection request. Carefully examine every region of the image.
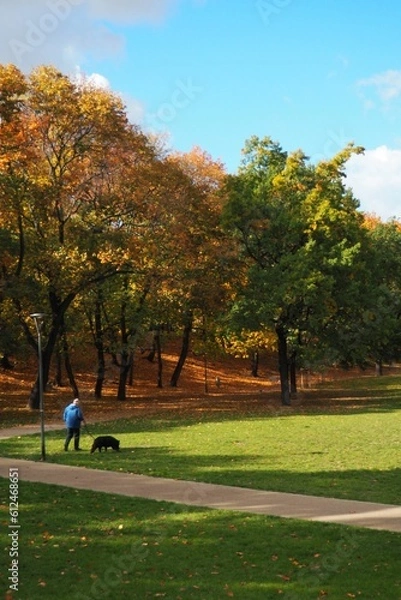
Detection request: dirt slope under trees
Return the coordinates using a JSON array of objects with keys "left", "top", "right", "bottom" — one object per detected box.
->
[{"left": 0, "top": 345, "right": 386, "bottom": 426}]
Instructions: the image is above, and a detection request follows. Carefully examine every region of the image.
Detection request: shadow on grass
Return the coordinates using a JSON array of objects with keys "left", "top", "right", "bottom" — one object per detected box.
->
[
  {"left": 75, "top": 398, "right": 401, "bottom": 436},
  {"left": 216, "top": 467, "right": 401, "bottom": 505},
  {"left": 296, "top": 393, "right": 401, "bottom": 414},
  {"left": 0, "top": 478, "right": 400, "bottom": 600},
  {"left": 2, "top": 430, "right": 400, "bottom": 505}
]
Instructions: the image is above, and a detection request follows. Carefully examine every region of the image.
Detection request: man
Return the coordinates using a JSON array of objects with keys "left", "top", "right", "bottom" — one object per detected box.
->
[{"left": 63, "top": 398, "right": 85, "bottom": 451}]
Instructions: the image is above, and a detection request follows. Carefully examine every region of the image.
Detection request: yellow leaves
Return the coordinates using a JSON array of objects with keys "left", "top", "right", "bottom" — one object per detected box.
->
[
  {"left": 80, "top": 84, "right": 126, "bottom": 126},
  {"left": 0, "top": 63, "right": 25, "bottom": 91},
  {"left": 225, "top": 329, "right": 277, "bottom": 359},
  {"left": 271, "top": 173, "right": 286, "bottom": 188},
  {"left": 0, "top": 64, "right": 27, "bottom": 121},
  {"left": 315, "top": 143, "right": 364, "bottom": 182},
  {"left": 29, "top": 65, "right": 77, "bottom": 112}
]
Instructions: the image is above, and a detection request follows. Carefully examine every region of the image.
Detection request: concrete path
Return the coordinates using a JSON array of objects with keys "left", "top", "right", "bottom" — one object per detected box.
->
[{"left": 1, "top": 427, "right": 401, "bottom": 533}]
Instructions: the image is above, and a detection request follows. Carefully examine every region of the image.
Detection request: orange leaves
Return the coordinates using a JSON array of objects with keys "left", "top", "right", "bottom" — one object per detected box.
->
[{"left": 169, "top": 146, "right": 226, "bottom": 195}]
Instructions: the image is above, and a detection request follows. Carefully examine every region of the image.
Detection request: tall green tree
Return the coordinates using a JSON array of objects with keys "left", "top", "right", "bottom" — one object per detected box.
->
[
  {"left": 344, "top": 217, "right": 401, "bottom": 371},
  {"left": 223, "top": 136, "right": 365, "bottom": 405}
]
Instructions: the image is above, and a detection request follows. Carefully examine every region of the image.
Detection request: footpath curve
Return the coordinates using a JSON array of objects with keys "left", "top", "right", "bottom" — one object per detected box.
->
[{"left": 1, "top": 426, "right": 401, "bottom": 533}]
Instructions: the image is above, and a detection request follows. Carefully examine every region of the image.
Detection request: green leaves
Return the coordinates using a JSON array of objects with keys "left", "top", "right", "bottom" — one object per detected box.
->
[{"left": 223, "top": 136, "right": 370, "bottom": 394}]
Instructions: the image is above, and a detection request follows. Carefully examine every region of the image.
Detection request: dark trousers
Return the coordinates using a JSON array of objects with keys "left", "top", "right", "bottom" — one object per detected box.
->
[{"left": 65, "top": 427, "right": 80, "bottom": 450}]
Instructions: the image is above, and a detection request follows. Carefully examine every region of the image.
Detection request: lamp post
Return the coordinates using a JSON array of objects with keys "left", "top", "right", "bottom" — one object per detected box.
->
[{"left": 30, "top": 313, "right": 46, "bottom": 461}]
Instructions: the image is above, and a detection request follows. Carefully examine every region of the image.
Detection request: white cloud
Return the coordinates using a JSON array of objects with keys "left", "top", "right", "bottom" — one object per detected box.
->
[
  {"left": 346, "top": 146, "right": 401, "bottom": 220},
  {"left": 357, "top": 70, "right": 401, "bottom": 109},
  {"left": 0, "top": 0, "right": 178, "bottom": 73},
  {"left": 0, "top": 0, "right": 172, "bottom": 126},
  {"left": 122, "top": 94, "right": 146, "bottom": 124},
  {"left": 85, "top": 0, "right": 178, "bottom": 24},
  {"left": 74, "top": 68, "right": 110, "bottom": 89}
]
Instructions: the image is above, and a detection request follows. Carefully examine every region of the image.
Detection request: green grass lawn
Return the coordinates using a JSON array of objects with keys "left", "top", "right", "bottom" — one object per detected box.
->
[
  {"left": 1, "top": 479, "right": 400, "bottom": 600},
  {"left": 1, "top": 375, "right": 400, "bottom": 504},
  {"left": 1, "top": 375, "right": 401, "bottom": 598}
]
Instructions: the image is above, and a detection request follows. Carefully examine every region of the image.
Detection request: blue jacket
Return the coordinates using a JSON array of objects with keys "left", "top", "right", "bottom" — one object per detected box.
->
[{"left": 63, "top": 403, "right": 84, "bottom": 428}]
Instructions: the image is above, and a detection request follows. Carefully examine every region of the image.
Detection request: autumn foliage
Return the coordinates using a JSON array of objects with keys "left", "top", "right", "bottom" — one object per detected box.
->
[{"left": 1, "top": 64, "right": 401, "bottom": 408}]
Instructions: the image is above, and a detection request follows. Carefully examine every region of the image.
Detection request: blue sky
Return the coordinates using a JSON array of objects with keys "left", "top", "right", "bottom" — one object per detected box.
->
[{"left": 2, "top": 0, "right": 401, "bottom": 219}]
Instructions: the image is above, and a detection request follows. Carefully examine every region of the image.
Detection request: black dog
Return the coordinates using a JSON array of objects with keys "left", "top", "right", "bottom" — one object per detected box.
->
[{"left": 90, "top": 435, "right": 120, "bottom": 454}]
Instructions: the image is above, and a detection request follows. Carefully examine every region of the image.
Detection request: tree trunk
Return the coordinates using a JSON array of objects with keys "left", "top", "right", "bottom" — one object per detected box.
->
[
  {"left": 289, "top": 353, "right": 297, "bottom": 396},
  {"left": 170, "top": 314, "right": 192, "bottom": 387},
  {"left": 94, "top": 293, "right": 105, "bottom": 399},
  {"left": 28, "top": 292, "right": 76, "bottom": 409},
  {"left": 54, "top": 345, "right": 63, "bottom": 387},
  {"left": 276, "top": 324, "right": 291, "bottom": 406},
  {"left": 375, "top": 361, "right": 383, "bottom": 376},
  {"left": 155, "top": 328, "right": 163, "bottom": 388},
  {"left": 146, "top": 340, "right": 156, "bottom": 362},
  {"left": 116, "top": 277, "right": 149, "bottom": 400},
  {"left": 128, "top": 350, "right": 134, "bottom": 386},
  {"left": 117, "top": 350, "right": 130, "bottom": 401},
  {"left": 117, "top": 282, "right": 129, "bottom": 401},
  {"left": 251, "top": 350, "right": 259, "bottom": 377},
  {"left": 62, "top": 331, "right": 79, "bottom": 398},
  {"left": 94, "top": 355, "right": 105, "bottom": 398}
]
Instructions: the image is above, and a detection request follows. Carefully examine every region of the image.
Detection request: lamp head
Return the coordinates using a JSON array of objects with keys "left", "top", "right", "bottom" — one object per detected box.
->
[{"left": 30, "top": 313, "right": 46, "bottom": 320}]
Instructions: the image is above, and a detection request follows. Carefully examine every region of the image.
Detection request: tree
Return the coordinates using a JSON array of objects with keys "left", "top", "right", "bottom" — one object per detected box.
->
[
  {"left": 158, "top": 147, "right": 237, "bottom": 387},
  {"left": 223, "top": 136, "right": 365, "bottom": 405},
  {"left": 222, "top": 329, "right": 277, "bottom": 377},
  {"left": 71, "top": 145, "right": 233, "bottom": 397},
  {"left": 341, "top": 217, "right": 401, "bottom": 372},
  {"left": 0, "top": 65, "right": 157, "bottom": 407}
]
